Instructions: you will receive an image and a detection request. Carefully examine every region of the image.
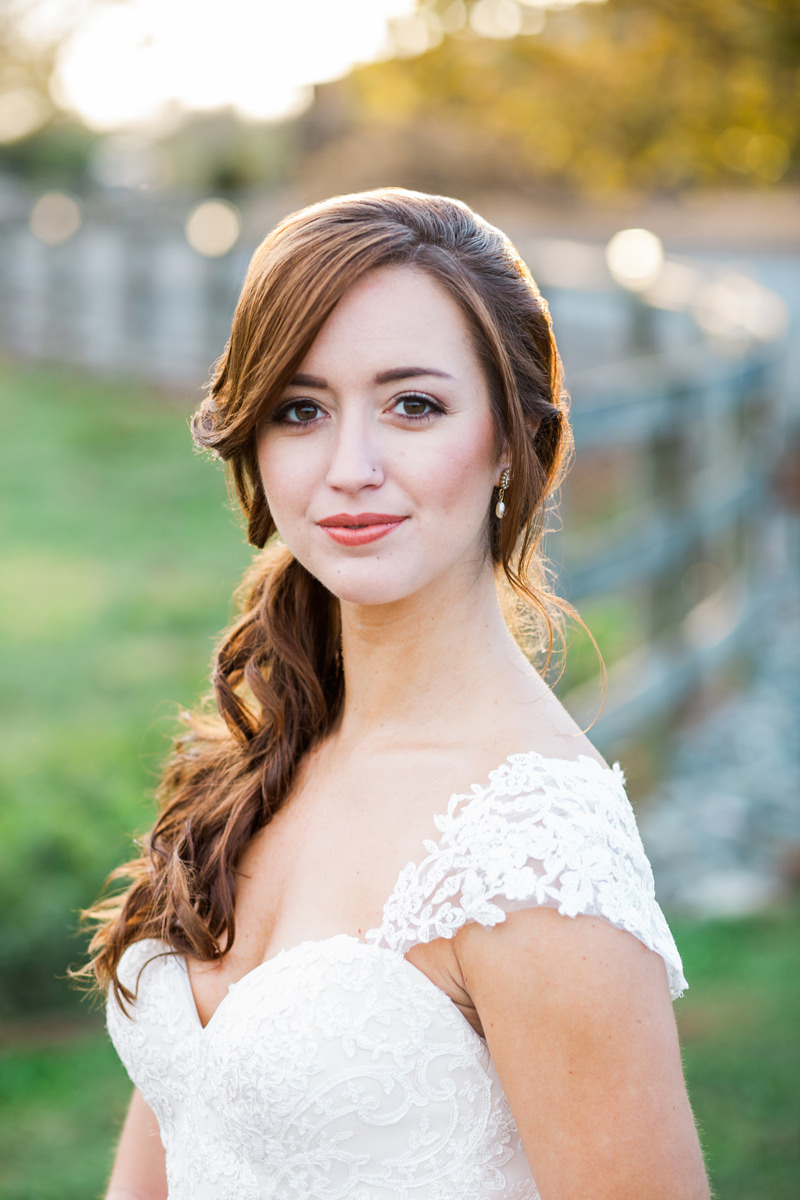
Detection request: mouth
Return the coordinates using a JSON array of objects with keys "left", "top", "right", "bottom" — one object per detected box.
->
[
  {"left": 318, "top": 513, "right": 406, "bottom": 529},
  {"left": 317, "top": 513, "right": 407, "bottom": 546}
]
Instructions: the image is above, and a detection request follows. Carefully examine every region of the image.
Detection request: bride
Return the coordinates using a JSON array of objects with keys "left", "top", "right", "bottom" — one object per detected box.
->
[{"left": 86, "top": 188, "right": 709, "bottom": 1199}]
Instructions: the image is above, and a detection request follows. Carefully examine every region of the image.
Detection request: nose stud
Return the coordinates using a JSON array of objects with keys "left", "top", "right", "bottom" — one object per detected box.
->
[{"left": 495, "top": 469, "right": 511, "bottom": 519}]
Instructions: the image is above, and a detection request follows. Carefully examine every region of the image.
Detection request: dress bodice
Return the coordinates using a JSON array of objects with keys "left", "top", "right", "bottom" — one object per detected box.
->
[{"left": 107, "top": 751, "right": 686, "bottom": 1199}]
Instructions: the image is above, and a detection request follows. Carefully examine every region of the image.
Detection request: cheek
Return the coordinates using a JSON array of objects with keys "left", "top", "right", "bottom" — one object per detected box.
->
[
  {"left": 256, "top": 440, "right": 308, "bottom": 521},
  {"left": 428, "top": 426, "right": 498, "bottom": 514}
]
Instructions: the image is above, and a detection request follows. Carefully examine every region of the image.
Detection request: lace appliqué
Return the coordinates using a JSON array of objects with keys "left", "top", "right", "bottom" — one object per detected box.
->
[{"left": 368, "top": 753, "right": 686, "bottom": 1000}]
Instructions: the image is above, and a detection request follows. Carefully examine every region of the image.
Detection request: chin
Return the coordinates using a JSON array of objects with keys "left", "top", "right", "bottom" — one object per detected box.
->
[
  {"left": 311, "top": 562, "right": 426, "bottom": 609},
  {"left": 326, "top": 580, "right": 418, "bottom": 609}
]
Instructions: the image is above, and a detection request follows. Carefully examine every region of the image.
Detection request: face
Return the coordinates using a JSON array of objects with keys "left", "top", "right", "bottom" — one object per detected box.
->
[{"left": 256, "top": 265, "right": 508, "bottom": 609}]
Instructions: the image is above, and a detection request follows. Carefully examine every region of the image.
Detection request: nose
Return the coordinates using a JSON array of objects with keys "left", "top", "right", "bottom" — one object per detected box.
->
[{"left": 325, "top": 411, "right": 384, "bottom": 493}]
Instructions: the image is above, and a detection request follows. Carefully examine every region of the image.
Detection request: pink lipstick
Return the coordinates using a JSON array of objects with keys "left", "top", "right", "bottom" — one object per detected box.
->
[{"left": 318, "top": 513, "right": 406, "bottom": 546}]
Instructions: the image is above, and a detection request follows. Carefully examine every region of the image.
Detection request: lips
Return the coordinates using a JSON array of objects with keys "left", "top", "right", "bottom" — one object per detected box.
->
[
  {"left": 318, "top": 513, "right": 404, "bottom": 528},
  {"left": 317, "top": 513, "right": 406, "bottom": 546}
]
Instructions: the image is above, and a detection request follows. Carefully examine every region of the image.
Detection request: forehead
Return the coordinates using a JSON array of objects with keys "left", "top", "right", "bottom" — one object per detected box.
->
[{"left": 299, "top": 265, "right": 481, "bottom": 377}]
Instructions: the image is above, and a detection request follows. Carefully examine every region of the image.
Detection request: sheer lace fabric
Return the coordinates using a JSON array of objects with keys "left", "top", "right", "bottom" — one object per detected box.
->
[{"left": 107, "top": 751, "right": 686, "bottom": 1199}]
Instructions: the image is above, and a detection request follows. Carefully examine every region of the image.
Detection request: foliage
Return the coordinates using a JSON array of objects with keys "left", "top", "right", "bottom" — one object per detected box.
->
[
  {"left": 152, "top": 110, "right": 301, "bottom": 193},
  {"left": 0, "top": 114, "right": 99, "bottom": 186},
  {"left": 299, "top": 0, "right": 799, "bottom": 196},
  {"left": 0, "top": 362, "right": 252, "bottom": 1017},
  {"left": 3, "top": 0, "right": 797, "bottom": 197},
  {"left": 0, "top": 1, "right": 125, "bottom": 141}
]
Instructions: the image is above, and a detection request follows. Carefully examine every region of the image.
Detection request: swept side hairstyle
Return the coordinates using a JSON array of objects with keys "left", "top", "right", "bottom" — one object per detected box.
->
[{"left": 77, "top": 188, "right": 576, "bottom": 1008}]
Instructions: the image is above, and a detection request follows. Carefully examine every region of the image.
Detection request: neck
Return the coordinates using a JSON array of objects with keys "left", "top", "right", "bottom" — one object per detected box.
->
[{"left": 334, "top": 564, "right": 537, "bottom": 753}]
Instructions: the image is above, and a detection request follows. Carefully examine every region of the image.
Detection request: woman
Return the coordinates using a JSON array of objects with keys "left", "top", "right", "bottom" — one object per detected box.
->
[{"left": 87, "top": 189, "right": 708, "bottom": 1199}]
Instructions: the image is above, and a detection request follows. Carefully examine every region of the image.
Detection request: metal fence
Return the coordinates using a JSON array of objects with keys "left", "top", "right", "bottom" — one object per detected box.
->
[{"left": 557, "top": 340, "right": 785, "bottom": 748}]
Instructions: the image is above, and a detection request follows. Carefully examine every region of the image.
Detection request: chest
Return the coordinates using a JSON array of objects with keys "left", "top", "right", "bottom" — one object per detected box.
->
[{"left": 186, "top": 756, "right": 475, "bottom": 1029}]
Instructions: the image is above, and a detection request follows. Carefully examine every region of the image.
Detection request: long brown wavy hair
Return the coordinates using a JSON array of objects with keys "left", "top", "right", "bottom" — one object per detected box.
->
[{"left": 78, "top": 188, "right": 575, "bottom": 1009}]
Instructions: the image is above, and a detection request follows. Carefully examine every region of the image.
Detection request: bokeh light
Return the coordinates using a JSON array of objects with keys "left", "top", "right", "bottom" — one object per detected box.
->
[
  {"left": 693, "top": 271, "right": 789, "bottom": 346},
  {"left": 470, "top": 0, "right": 524, "bottom": 39},
  {"left": 605, "top": 228, "right": 665, "bottom": 293},
  {"left": 29, "top": 191, "right": 83, "bottom": 245},
  {"left": 0, "top": 87, "right": 49, "bottom": 143},
  {"left": 714, "top": 126, "right": 790, "bottom": 182},
  {"left": 185, "top": 199, "right": 242, "bottom": 257}
]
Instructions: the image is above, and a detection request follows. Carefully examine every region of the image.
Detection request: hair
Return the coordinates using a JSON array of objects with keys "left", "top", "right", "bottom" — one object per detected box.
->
[{"left": 77, "top": 188, "right": 576, "bottom": 1009}]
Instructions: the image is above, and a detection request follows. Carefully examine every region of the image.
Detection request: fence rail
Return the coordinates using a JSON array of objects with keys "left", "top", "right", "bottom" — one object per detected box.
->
[{"left": 558, "top": 341, "right": 784, "bottom": 748}]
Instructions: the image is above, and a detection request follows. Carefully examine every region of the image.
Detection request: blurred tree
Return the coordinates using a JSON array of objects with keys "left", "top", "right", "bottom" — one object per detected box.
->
[
  {"left": 299, "top": 0, "right": 799, "bottom": 196},
  {"left": 0, "top": 0, "right": 300, "bottom": 194},
  {"left": 153, "top": 110, "right": 300, "bottom": 194},
  {"left": 0, "top": 0, "right": 121, "bottom": 141},
  {"left": 0, "top": 0, "right": 61, "bottom": 142},
  {"left": 0, "top": 0, "right": 120, "bottom": 183},
  {"left": 0, "top": 114, "right": 98, "bottom": 187}
]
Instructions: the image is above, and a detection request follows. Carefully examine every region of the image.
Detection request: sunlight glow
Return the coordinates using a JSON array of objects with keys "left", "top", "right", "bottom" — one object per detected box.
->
[{"left": 51, "top": 0, "right": 417, "bottom": 131}]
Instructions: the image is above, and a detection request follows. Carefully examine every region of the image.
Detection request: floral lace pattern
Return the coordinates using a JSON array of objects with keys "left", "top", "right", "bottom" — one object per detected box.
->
[
  {"left": 107, "top": 751, "right": 686, "bottom": 1198},
  {"left": 369, "top": 753, "right": 686, "bottom": 1000}
]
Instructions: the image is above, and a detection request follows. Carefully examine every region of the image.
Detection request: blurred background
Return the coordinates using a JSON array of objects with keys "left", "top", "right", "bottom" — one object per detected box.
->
[{"left": 0, "top": 1, "right": 798, "bottom": 1195}]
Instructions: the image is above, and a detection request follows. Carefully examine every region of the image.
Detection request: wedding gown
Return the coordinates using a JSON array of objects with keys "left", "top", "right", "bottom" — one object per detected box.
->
[{"left": 107, "top": 751, "right": 686, "bottom": 1199}]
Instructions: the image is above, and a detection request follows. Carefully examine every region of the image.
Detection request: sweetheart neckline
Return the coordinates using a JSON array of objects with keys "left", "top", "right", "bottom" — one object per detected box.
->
[
  {"left": 175, "top": 933, "right": 486, "bottom": 1039},
  {"left": 174, "top": 749, "right": 622, "bottom": 1028}
]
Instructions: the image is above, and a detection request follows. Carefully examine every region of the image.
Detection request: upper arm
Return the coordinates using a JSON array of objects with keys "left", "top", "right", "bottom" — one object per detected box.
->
[
  {"left": 106, "top": 1087, "right": 168, "bottom": 1200},
  {"left": 455, "top": 907, "right": 709, "bottom": 1200}
]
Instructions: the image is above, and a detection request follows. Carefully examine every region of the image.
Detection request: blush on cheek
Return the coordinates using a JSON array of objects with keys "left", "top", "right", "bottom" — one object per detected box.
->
[{"left": 432, "top": 448, "right": 495, "bottom": 514}]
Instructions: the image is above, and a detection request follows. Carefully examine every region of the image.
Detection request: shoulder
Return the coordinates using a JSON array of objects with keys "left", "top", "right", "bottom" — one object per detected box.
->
[
  {"left": 375, "top": 751, "right": 686, "bottom": 999},
  {"left": 434, "top": 750, "right": 636, "bottom": 873},
  {"left": 453, "top": 903, "right": 708, "bottom": 1199}
]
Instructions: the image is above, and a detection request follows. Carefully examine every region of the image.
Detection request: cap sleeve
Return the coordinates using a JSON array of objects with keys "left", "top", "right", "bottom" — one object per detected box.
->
[{"left": 370, "top": 752, "right": 687, "bottom": 999}]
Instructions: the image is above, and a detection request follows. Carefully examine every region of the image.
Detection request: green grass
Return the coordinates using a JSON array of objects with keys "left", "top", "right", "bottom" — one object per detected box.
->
[
  {"left": 0, "top": 1022, "right": 130, "bottom": 1200},
  {"left": 0, "top": 360, "right": 252, "bottom": 1016},
  {"left": 0, "top": 902, "right": 797, "bottom": 1199},
  {"left": 673, "top": 904, "right": 800, "bottom": 1198}
]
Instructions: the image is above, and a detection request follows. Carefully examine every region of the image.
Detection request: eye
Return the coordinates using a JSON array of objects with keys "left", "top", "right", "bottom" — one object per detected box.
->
[
  {"left": 391, "top": 392, "right": 442, "bottom": 420},
  {"left": 275, "top": 399, "right": 323, "bottom": 424}
]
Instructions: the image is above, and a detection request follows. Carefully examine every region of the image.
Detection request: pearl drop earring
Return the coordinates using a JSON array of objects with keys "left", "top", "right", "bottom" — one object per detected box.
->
[{"left": 495, "top": 469, "right": 511, "bottom": 519}]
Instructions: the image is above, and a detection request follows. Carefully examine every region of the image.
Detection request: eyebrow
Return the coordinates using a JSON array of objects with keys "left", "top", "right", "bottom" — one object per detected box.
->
[{"left": 289, "top": 367, "right": 455, "bottom": 388}]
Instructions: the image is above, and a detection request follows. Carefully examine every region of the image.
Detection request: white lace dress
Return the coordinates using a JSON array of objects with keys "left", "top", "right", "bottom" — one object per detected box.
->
[{"left": 107, "top": 751, "right": 686, "bottom": 1200}]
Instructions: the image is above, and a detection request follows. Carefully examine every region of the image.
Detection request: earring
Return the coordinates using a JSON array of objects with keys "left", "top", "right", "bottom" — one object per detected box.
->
[{"left": 495, "top": 469, "right": 511, "bottom": 519}]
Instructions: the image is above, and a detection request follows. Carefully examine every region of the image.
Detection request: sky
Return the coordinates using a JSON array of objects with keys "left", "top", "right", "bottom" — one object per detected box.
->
[{"left": 44, "top": 0, "right": 420, "bottom": 130}]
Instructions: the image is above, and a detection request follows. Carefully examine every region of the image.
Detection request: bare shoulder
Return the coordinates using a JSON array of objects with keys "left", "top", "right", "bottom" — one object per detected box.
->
[
  {"left": 506, "top": 669, "right": 609, "bottom": 770},
  {"left": 455, "top": 905, "right": 670, "bottom": 1015},
  {"left": 453, "top": 907, "right": 709, "bottom": 1200}
]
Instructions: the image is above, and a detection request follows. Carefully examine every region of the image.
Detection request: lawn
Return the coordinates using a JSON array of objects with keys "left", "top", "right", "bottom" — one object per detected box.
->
[
  {"left": 0, "top": 360, "right": 252, "bottom": 1016},
  {"left": 673, "top": 903, "right": 800, "bottom": 1197}
]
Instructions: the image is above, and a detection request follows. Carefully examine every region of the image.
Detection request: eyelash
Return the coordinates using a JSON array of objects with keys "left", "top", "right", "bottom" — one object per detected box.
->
[
  {"left": 271, "top": 392, "right": 445, "bottom": 426},
  {"left": 391, "top": 392, "right": 444, "bottom": 421},
  {"left": 271, "top": 399, "right": 322, "bottom": 425}
]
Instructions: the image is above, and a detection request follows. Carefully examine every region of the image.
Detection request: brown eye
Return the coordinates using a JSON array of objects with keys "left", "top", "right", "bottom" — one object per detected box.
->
[
  {"left": 393, "top": 393, "right": 439, "bottom": 419},
  {"left": 279, "top": 400, "right": 321, "bottom": 424}
]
